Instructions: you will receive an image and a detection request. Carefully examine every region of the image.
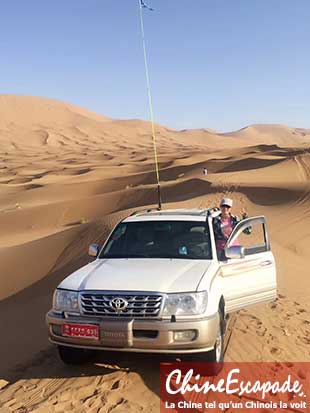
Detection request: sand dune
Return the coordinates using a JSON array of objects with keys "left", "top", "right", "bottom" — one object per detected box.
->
[
  {"left": 0, "top": 95, "right": 309, "bottom": 412},
  {"left": 222, "top": 124, "right": 310, "bottom": 147}
]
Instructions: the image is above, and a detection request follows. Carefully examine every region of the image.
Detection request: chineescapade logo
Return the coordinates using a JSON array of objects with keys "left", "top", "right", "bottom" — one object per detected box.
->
[{"left": 160, "top": 362, "right": 310, "bottom": 412}]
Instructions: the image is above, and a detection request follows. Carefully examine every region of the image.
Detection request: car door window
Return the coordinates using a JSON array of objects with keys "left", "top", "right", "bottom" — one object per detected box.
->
[{"left": 227, "top": 217, "right": 269, "bottom": 256}]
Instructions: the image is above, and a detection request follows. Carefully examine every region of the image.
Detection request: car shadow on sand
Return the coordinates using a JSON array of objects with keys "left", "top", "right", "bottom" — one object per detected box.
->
[{"left": 4, "top": 342, "right": 191, "bottom": 400}]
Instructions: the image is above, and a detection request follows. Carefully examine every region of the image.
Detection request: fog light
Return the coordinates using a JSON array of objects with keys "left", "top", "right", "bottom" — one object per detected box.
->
[{"left": 173, "top": 330, "right": 196, "bottom": 342}]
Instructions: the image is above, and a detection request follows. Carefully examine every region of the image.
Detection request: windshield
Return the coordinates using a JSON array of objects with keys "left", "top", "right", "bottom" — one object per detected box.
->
[{"left": 99, "top": 220, "right": 212, "bottom": 260}]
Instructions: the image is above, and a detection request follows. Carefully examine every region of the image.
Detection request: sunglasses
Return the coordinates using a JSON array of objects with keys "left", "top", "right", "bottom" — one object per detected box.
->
[{"left": 221, "top": 205, "right": 231, "bottom": 208}]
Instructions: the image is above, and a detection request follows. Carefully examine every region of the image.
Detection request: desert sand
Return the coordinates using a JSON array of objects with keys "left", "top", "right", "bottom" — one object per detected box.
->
[{"left": 0, "top": 95, "right": 309, "bottom": 412}]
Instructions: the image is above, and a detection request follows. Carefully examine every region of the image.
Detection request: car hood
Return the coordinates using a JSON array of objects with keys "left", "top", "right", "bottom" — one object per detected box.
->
[{"left": 58, "top": 258, "right": 212, "bottom": 293}]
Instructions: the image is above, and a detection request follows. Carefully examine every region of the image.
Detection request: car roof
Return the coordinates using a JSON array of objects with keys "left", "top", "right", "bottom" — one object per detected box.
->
[{"left": 123, "top": 208, "right": 220, "bottom": 223}]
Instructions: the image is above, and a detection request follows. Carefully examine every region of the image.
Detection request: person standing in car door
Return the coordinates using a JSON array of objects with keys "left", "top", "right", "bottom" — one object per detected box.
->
[{"left": 213, "top": 198, "right": 251, "bottom": 259}]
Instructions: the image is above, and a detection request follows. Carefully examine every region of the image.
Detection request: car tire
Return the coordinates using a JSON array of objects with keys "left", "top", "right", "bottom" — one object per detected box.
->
[
  {"left": 207, "top": 309, "right": 225, "bottom": 363},
  {"left": 189, "top": 310, "right": 225, "bottom": 376},
  {"left": 192, "top": 310, "right": 225, "bottom": 362},
  {"left": 57, "top": 345, "right": 93, "bottom": 365}
]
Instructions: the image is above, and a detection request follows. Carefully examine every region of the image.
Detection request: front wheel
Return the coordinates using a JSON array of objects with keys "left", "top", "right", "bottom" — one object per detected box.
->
[
  {"left": 57, "top": 345, "right": 93, "bottom": 365},
  {"left": 192, "top": 311, "right": 225, "bottom": 375},
  {"left": 193, "top": 310, "right": 225, "bottom": 364},
  {"left": 207, "top": 311, "right": 224, "bottom": 363}
]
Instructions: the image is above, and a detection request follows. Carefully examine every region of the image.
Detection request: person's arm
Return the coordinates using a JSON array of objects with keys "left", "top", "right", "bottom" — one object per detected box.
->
[{"left": 240, "top": 209, "right": 252, "bottom": 234}]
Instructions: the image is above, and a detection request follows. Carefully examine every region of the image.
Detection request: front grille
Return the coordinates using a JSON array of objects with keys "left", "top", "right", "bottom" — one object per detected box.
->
[{"left": 80, "top": 292, "right": 163, "bottom": 318}]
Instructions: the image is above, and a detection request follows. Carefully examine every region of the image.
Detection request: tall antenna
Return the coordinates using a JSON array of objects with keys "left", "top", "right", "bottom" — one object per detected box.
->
[{"left": 138, "top": 0, "right": 162, "bottom": 210}]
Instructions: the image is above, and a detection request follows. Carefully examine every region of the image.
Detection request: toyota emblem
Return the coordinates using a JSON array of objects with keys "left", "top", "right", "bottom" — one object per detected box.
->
[{"left": 109, "top": 297, "right": 128, "bottom": 313}]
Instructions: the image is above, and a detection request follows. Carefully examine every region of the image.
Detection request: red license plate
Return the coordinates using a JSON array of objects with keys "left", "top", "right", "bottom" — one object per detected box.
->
[{"left": 62, "top": 323, "right": 99, "bottom": 340}]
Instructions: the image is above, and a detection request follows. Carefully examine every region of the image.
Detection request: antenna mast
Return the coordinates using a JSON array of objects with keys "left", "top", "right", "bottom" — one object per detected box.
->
[{"left": 138, "top": 0, "right": 162, "bottom": 210}]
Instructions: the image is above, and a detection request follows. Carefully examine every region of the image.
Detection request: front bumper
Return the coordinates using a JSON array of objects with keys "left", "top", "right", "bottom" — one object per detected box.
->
[{"left": 46, "top": 311, "right": 219, "bottom": 354}]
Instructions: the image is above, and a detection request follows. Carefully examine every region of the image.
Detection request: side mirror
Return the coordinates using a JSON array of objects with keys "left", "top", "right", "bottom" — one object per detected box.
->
[
  {"left": 224, "top": 245, "right": 245, "bottom": 259},
  {"left": 88, "top": 244, "right": 99, "bottom": 257}
]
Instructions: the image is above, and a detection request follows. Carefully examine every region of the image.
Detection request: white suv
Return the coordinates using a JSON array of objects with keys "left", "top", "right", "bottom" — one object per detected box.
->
[{"left": 46, "top": 208, "right": 277, "bottom": 364}]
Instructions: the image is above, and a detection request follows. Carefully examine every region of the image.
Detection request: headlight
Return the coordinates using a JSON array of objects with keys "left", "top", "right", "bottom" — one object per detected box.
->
[
  {"left": 53, "top": 289, "right": 79, "bottom": 313},
  {"left": 162, "top": 291, "right": 208, "bottom": 316}
]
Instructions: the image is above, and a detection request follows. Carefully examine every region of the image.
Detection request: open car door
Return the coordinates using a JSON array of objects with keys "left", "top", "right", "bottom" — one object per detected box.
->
[{"left": 220, "top": 216, "right": 277, "bottom": 313}]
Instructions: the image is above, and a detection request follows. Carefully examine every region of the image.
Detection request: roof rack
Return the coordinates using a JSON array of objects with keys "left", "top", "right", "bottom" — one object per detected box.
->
[
  {"left": 129, "top": 208, "right": 160, "bottom": 217},
  {"left": 198, "top": 209, "right": 210, "bottom": 216},
  {"left": 207, "top": 207, "right": 221, "bottom": 220},
  {"left": 207, "top": 207, "right": 220, "bottom": 216},
  {"left": 129, "top": 207, "right": 221, "bottom": 219}
]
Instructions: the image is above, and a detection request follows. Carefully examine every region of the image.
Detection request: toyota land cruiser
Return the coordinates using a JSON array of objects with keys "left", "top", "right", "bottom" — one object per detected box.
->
[{"left": 46, "top": 208, "right": 277, "bottom": 364}]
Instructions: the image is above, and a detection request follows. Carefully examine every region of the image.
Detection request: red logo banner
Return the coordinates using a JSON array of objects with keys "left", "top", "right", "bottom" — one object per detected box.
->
[{"left": 160, "top": 362, "right": 310, "bottom": 412}]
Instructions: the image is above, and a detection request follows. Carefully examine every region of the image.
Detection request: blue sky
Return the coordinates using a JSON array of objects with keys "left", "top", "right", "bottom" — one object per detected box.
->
[{"left": 1, "top": 0, "right": 309, "bottom": 131}]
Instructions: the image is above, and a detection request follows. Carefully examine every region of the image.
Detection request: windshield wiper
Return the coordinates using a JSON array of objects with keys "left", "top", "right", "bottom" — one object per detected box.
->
[
  {"left": 101, "top": 253, "right": 150, "bottom": 259},
  {"left": 101, "top": 253, "right": 208, "bottom": 259},
  {"left": 151, "top": 254, "right": 208, "bottom": 259}
]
